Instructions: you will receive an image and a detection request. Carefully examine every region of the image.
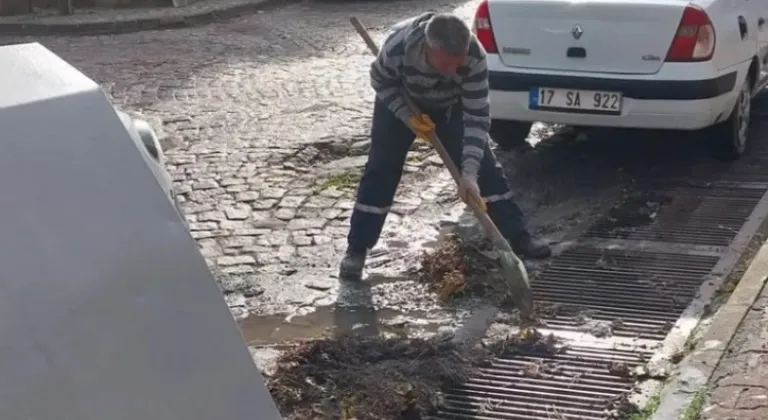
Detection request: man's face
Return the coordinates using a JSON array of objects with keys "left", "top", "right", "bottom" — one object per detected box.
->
[{"left": 425, "top": 47, "right": 467, "bottom": 76}]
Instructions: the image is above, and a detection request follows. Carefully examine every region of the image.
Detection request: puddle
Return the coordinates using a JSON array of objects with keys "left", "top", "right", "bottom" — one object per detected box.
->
[
  {"left": 239, "top": 298, "right": 448, "bottom": 347},
  {"left": 239, "top": 305, "right": 447, "bottom": 346},
  {"left": 237, "top": 209, "right": 559, "bottom": 349}
]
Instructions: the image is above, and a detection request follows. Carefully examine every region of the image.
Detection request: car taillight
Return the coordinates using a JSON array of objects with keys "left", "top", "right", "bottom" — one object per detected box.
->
[
  {"left": 665, "top": 4, "right": 715, "bottom": 62},
  {"left": 473, "top": 0, "right": 498, "bottom": 54}
]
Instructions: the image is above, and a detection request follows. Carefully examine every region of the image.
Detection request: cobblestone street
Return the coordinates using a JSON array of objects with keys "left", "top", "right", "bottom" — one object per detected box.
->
[
  {"left": 0, "top": 0, "right": 696, "bottom": 343},
  {"left": 0, "top": 0, "right": 482, "bottom": 320},
  {"left": 19, "top": 0, "right": 482, "bottom": 152}
]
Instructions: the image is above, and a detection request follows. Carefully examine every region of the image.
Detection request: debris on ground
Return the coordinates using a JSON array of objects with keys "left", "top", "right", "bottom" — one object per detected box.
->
[
  {"left": 483, "top": 327, "right": 590, "bottom": 387},
  {"left": 418, "top": 234, "right": 514, "bottom": 302},
  {"left": 485, "top": 327, "right": 566, "bottom": 355},
  {"left": 608, "top": 361, "right": 631, "bottom": 377},
  {"left": 591, "top": 190, "right": 673, "bottom": 237},
  {"left": 504, "top": 301, "right": 565, "bottom": 327},
  {"left": 518, "top": 358, "right": 568, "bottom": 380},
  {"left": 268, "top": 333, "right": 491, "bottom": 420},
  {"left": 574, "top": 308, "right": 599, "bottom": 325},
  {"left": 604, "top": 392, "right": 642, "bottom": 419},
  {"left": 611, "top": 318, "right": 625, "bottom": 330},
  {"left": 630, "top": 363, "right": 668, "bottom": 381},
  {"left": 520, "top": 359, "right": 544, "bottom": 378},
  {"left": 580, "top": 319, "right": 614, "bottom": 338}
]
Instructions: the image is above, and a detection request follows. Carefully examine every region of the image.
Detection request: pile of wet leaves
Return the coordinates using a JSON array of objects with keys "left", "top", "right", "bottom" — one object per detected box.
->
[
  {"left": 268, "top": 333, "right": 490, "bottom": 420},
  {"left": 268, "top": 326, "right": 575, "bottom": 419},
  {"left": 417, "top": 234, "right": 505, "bottom": 302}
]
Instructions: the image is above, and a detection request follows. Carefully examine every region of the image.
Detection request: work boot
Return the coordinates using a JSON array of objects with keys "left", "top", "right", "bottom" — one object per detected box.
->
[
  {"left": 339, "top": 247, "right": 368, "bottom": 281},
  {"left": 509, "top": 232, "right": 551, "bottom": 260}
]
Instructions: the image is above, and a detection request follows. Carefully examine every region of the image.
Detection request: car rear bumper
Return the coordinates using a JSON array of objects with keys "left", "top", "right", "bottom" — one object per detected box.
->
[
  {"left": 489, "top": 71, "right": 737, "bottom": 101},
  {"left": 487, "top": 57, "right": 744, "bottom": 130},
  {"left": 490, "top": 90, "right": 732, "bottom": 130}
]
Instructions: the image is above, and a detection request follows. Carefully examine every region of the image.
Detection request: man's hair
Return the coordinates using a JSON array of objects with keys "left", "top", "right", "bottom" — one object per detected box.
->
[{"left": 424, "top": 13, "right": 471, "bottom": 56}]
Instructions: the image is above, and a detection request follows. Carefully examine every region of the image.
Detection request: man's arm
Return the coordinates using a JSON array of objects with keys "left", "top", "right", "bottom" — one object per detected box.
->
[
  {"left": 370, "top": 40, "right": 411, "bottom": 124},
  {"left": 459, "top": 50, "right": 492, "bottom": 179}
]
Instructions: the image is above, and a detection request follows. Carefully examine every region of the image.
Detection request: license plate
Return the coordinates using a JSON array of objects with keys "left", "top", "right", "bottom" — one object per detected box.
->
[{"left": 529, "top": 87, "right": 622, "bottom": 114}]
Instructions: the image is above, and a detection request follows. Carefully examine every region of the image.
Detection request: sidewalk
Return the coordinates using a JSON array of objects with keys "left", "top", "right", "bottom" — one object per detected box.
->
[
  {"left": 702, "top": 260, "right": 768, "bottom": 420},
  {"left": 0, "top": 0, "right": 295, "bottom": 35}
]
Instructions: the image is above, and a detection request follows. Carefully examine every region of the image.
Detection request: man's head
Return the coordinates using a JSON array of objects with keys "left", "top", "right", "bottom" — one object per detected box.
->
[{"left": 424, "top": 14, "right": 471, "bottom": 76}]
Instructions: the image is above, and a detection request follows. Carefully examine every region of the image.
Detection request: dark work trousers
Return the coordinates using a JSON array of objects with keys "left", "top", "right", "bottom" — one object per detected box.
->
[{"left": 347, "top": 99, "right": 527, "bottom": 252}]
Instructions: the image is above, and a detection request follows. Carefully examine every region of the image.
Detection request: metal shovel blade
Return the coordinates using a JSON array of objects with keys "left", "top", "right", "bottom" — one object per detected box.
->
[{"left": 493, "top": 238, "right": 534, "bottom": 317}]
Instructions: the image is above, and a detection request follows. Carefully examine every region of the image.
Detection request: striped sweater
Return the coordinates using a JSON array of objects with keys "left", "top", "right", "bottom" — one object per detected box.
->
[{"left": 370, "top": 12, "right": 491, "bottom": 178}]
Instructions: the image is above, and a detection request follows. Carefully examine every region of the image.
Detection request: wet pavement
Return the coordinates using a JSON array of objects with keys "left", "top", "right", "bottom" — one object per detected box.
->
[
  {"left": 0, "top": 0, "right": 757, "bottom": 393},
  {"left": 0, "top": 0, "right": 624, "bottom": 335}
]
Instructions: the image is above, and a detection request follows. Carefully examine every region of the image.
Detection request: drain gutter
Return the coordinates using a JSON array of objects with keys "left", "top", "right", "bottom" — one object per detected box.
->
[
  {"left": 439, "top": 177, "right": 768, "bottom": 418},
  {"left": 649, "top": 188, "right": 768, "bottom": 419},
  {"left": 648, "top": 185, "right": 768, "bottom": 374}
]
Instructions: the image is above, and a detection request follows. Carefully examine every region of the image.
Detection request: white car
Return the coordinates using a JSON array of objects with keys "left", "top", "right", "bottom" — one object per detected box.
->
[
  {"left": 115, "top": 109, "right": 185, "bottom": 221},
  {"left": 473, "top": 0, "right": 768, "bottom": 159}
]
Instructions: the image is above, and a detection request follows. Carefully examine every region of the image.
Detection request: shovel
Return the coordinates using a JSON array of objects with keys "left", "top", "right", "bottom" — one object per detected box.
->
[{"left": 349, "top": 16, "right": 534, "bottom": 316}]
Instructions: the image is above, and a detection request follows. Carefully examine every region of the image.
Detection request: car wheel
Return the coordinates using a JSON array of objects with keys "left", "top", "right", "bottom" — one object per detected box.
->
[
  {"left": 711, "top": 76, "right": 752, "bottom": 161},
  {"left": 490, "top": 120, "right": 533, "bottom": 151}
]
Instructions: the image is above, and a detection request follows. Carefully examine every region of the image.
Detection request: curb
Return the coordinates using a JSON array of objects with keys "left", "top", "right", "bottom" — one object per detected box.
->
[
  {"left": 650, "top": 237, "right": 768, "bottom": 419},
  {"left": 0, "top": 0, "right": 298, "bottom": 36}
]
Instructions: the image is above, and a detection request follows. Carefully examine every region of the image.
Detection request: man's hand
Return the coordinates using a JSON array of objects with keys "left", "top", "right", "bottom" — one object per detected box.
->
[
  {"left": 458, "top": 174, "right": 487, "bottom": 212},
  {"left": 408, "top": 114, "right": 435, "bottom": 143}
]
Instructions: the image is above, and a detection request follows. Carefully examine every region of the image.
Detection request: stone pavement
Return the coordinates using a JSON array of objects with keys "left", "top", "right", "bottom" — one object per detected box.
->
[
  {"left": 175, "top": 139, "right": 464, "bottom": 319},
  {"left": 701, "top": 271, "right": 768, "bottom": 420}
]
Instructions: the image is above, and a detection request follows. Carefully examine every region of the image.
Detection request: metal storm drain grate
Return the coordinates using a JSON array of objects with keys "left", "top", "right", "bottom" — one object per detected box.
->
[
  {"left": 531, "top": 247, "right": 718, "bottom": 340},
  {"left": 430, "top": 114, "right": 768, "bottom": 420},
  {"left": 432, "top": 248, "right": 717, "bottom": 418},
  {"left": 717, "top": 149, "right": 768, "bottom": 184},
  {"left": 432, "top": 346, "right": 654, "bottom": 420},
  {"left": 583, "top": 185, "right": 764, "bottom": 246},
  {"left": 717, "top": 169, "right": 768, "bottom": 185}
]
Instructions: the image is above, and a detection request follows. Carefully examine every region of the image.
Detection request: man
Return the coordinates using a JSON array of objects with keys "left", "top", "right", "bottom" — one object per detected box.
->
[{"left": 340, "top": 12, "right": 551, "bottom": 281}]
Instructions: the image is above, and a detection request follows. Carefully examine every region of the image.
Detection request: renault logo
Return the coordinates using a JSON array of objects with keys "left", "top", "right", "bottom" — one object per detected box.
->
[{"left": 572, "top": 24, "right": 583, "bottom": 40}]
